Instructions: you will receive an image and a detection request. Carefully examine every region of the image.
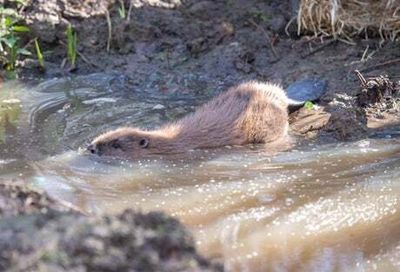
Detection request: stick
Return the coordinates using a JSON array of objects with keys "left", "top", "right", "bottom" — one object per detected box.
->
[
  {"left": 105, "top": 9, "right": 112, "bottom": 52},
  {"left": 22, "top": 38, "right": 36, "bottom": 50},
  {"left": 284, "top": 16, "right": 296, "bottom": 37},
  {"left": 127, "top": 0, "right": 134, "bottom": 22},
  {"left": 300, "top": 38, "right": 336, "bottom": 58},
  {"left": 354, "top": 70, "right": 367, "bottom": 88},
  {"left": 359, "top": 58, "right": 400, "bottom": 73}
]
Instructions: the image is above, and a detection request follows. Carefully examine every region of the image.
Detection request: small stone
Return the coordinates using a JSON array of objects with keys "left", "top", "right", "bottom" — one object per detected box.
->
[
  {"left": 81, "top": 237, "right": 105, "bottom": 255},
  {"left": 152, "top": 104, "right": 165, "bottom": 110}
]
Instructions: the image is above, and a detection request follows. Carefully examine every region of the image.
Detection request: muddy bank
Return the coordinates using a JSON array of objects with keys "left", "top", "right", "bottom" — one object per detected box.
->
[
  {"left": 17, "top": 0, "right": 400, "bottom": 96},
  {"left": 289, "top": 71, "right": 400, "bottom": 142},
  {"left": 0, "top": 181, "right": 222, "bottom": 271},
  {"left": 0, "top": 180, "right": 70, "bottom": 217}
]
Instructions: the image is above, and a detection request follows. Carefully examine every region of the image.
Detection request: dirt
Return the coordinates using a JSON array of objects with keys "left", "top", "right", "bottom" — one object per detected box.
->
[
  {"left": 0, "top": 180, "right": 222, "bottom": 271},
  {"left": 290, "top": 75, "right": 400, "bottom": 142},
  {"left": 15, "top": 1, "right": 397, "bottom": 90}
]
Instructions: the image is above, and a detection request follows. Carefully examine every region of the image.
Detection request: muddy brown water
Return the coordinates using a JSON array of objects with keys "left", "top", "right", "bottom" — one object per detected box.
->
[{"left": 1, "top": 75, "right": 400, "bottom": 271}]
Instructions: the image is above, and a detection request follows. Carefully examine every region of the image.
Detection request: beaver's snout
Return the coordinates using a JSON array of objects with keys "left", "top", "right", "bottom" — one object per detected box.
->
[{"left": 87, "top": 144, "right": 101, "bottom": 156}]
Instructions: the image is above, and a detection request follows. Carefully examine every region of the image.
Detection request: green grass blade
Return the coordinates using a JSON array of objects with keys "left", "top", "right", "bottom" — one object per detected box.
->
[
  {"left": 118, "top": 0, "right": 126, "bottom": 18},
  {"left": 12, "top": 25, "right": 29, "bottom": 32},
  {"left": 34, "top": 38, "right": 44, "bottom": 68},
  {"left": 65, "top": 24, "right": 77, "bottom": 67}
]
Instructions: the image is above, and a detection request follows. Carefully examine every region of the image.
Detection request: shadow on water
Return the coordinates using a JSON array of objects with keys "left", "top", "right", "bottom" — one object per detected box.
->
[{"left": 1, "top": 75, "right": 400, "bottom": 271}]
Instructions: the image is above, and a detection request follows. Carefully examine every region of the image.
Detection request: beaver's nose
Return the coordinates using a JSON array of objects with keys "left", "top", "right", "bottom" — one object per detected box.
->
[{"left": 87, "top": 144, "right": 98, "bottom": 155}]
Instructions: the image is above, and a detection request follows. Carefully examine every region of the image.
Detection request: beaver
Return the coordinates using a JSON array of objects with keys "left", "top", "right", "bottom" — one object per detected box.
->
[{"left": 87, "top": 81, "right": 289, "bottom": 159}]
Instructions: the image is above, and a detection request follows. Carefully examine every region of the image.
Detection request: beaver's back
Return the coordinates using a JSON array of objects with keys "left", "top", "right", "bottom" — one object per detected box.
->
[{"left": 169, "top": 81, "right": 289, "bottom": 147}]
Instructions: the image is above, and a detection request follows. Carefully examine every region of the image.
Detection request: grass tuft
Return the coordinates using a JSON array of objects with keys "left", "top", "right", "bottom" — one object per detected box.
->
[{"left": 298, "top": 0, "right": 400, "bottom": 42}]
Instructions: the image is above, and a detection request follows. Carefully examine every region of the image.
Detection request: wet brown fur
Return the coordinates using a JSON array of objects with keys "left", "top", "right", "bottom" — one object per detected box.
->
[{"left": 88, "top": 81, "right": 289, "bottom": 159}]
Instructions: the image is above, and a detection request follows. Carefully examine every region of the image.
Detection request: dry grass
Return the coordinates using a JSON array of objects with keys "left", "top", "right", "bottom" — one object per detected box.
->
[{"left": 298, "top": 0, "right": 400, "bottom": 41}]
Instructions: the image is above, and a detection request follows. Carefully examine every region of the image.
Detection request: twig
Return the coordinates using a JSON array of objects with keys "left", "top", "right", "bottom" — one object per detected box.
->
[
  {"left": 300, "top": 38, "right": 336, "bottom": 58},
  {"left": 76, "top": 51, "right": 100, "bottom": 68},
  {"left": 359, "top": 58, "right": 400, "bottom": 73},
  {"left": 127, "top": 0, "right": 134, "bottom": 22},
  {"left": 284, "top": 16, "right": 296, "bottom": 37},
  {"left": 59, "top": 41, "right": 100, "bottom": 68},
  {"left": 360, "top": 45, "right": 369, "bottom": 62},
  {"left": 355, "top": 70, "right": 367, "bottom": 88},
  {"left": 18, "top": 0, "right": 30, "bottom": 13},
  {"left": 22, "top": 38, "right": 36, "bottom": 50},
  {"left": 105, "top": 9, "right": 112, "bottom": 52},
  {"left": 52, "top": 194, "right": 90, "bottom": 216},
  {"left": 80, "top": 51, "right": 99, "bottom": 68},
  {"left": 248, "top": 19, "right": 278, "bottom": 58}
]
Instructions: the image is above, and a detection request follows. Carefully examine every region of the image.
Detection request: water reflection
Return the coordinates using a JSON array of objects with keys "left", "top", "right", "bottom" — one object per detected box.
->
[{"left": 29, "top": 140, "right": 400, "bottom": 271}]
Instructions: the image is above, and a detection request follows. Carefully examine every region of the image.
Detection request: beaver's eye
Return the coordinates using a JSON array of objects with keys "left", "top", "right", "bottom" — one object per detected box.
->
[
  {"left": 139, "top": 138, "right": 149, "bottom": 148},
  {"left": 111, "top": 141, "right": 121, "bottom": 149}
]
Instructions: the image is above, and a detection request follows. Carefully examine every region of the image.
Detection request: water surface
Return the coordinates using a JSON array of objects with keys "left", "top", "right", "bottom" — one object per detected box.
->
[{"left": 1, "top": 75, "right": 399, "bottom": 271}]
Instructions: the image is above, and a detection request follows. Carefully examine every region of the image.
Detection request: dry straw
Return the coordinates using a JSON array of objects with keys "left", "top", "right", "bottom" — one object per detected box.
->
[{"left": 298, "top": 0, "right": 400, "bottom": 41}]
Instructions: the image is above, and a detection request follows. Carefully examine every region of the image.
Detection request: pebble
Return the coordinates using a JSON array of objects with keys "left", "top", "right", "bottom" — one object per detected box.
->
[{"left": 152, "top": 104, "right": 166, "bottom": 110}]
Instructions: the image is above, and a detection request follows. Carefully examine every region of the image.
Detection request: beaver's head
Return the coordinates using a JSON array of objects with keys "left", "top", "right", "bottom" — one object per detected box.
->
[{"left": 87, "top": 127, "right": 152, "bottom": 159}]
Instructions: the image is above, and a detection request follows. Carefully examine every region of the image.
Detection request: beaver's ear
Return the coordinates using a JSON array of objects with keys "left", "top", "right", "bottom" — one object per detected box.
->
[{"left": 139, "top": 138, "right": 149, "bottom": 148}]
